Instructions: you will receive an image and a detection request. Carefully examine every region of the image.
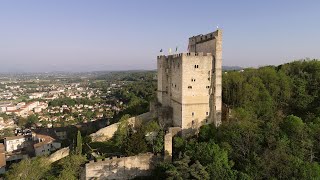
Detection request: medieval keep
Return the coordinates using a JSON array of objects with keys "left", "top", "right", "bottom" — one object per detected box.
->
[{"left": 157, "top": 29, "right": 222, "bottom": 135}]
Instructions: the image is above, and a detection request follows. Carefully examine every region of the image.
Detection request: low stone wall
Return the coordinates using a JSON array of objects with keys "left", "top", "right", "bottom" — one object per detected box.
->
[
  {"left": 90, "top": 112, "right": 152, "bottom": 142},
  {"left": 48, "top": 147, "right": 70, "bottom": 163},
  {"left": 82, "top": 153, "right": 161, "bottom": 180}
]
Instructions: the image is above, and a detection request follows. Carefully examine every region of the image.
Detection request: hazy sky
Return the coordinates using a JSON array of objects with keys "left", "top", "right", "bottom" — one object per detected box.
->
[{"left": 0, "top": 0, "right": 319, "bottom": 72}]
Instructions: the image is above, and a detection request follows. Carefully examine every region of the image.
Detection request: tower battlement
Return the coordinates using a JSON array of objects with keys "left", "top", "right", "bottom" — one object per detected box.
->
[{"left": 157, "top": 52, "right": 213, "bottom": 59}]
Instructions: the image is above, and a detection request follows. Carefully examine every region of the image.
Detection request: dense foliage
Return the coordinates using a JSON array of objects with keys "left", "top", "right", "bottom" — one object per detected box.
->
[
  {"left": 156, "top": 60, "right": 320, "bottom": 179},
  {"left": 5, "top": 139, "right": 86, "bottom": 180},
  {"left": 110, "top": 77, "right": 156, "bottom": 123},
  {"left": 88, "top": 115, "right": 163, "bottom": 157},
  {"left": 48, "top": 97, "right": 102, "bottom": 107}
]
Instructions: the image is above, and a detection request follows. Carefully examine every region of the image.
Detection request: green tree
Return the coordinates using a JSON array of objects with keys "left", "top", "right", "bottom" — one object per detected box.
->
[
  {"left": 5, "top": 157, "right": 50, "bottom": 180},
  {"left": 186, "top": 140, "right": 236, "bottom": 180},
  {"left": 153, "top": 130, "right": 164, "bottom": 154},
  {"left": 173, "top": 154, "right": 191, "bottom": 179},
  {"left": 76, "top": 130, "right": 82, "bottom": 155},
  {"left": 57, "top": 154, "right": 86, "bottom": 179},
  {"left": 125, "top": 127, "right": 148, "bottom": 156},
  {"left": 189, "top": 161, "right": 209, "bottom": 180}
]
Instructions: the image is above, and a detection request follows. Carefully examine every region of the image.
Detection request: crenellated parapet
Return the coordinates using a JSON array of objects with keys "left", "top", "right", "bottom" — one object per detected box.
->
[
  {"left": 189, "top": 31, "right": 217, "bottom": 44},
  {"left": 87, "top": 153, "right": 162, "bottom": 164},
  {"left": 157, "top": 52, "right": 213, "bottom": 60}
]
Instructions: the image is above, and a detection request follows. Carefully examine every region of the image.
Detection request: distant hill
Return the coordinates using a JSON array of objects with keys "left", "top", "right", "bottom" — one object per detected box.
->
[{"left": 222, "top": 66, "right": 243, "bottom": 71}]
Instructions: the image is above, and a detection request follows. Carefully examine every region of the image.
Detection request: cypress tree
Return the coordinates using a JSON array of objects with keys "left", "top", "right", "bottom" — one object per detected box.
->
[{"left": 76, "top": 130, "right": 82, "bottom": 155}]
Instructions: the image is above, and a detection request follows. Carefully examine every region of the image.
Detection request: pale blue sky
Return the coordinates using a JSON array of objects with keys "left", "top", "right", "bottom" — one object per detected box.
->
[{"left": 0, "top": 0, "right": 319, "bottom": 72}]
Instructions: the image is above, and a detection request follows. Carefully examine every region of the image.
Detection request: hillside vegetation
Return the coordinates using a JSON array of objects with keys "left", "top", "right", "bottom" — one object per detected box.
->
[{"left": 156, "top": 59, "right": 320, "bottom": 179}]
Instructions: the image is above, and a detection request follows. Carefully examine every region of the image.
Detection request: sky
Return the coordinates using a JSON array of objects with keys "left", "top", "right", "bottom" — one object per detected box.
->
[{"left": 0, "top": 0, "right": 319, "bottom": 72}]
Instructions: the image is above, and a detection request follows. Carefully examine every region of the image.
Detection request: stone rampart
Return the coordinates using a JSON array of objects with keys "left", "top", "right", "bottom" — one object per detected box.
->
[
  {"left": 48, "top": 147, "right": 70, "bottom": 163},
  {"left": 82, "top": 153, "right": 161, "bottom": 180},
  {"left": 90, "top": 112, "right": 152, "bottom": 142}
]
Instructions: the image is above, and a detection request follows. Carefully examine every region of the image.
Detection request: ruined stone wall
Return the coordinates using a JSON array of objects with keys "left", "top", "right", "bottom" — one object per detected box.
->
[
  {"left": 164, "top": 127, "right": 181, "bottom": 162},
  {"left": 48, "top": 147, "right": 70, "bottom": 163},
  {"left": 90, "top": 112, "right": 152, "bottom": 142},
  {"left": 83, "top": 153, "right": 162, "bottom": 180}
]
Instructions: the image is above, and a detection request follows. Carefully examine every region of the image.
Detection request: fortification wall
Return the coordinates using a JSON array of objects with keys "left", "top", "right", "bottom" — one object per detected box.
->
[
  {"left": 83, "top": 153, "right": 162, "bottom": 180},
  {"left": 164, "top": 127, "right": 181, "bottom": 162},
  {"left": 90, "top": 112, "right": 152, "bottom": 142},
  {"left": 48, "top": 147, "right": 70, "bottom": 163}
]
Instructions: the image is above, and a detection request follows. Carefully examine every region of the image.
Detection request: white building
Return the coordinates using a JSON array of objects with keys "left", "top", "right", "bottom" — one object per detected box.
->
[
  {"left": 29, "top": 92, "right": 45, "bottom": 99},
  {"left": 33, "top": 134, "right": 61, "bottom": 156},
  {"left": 4, "top": 135, "right": 31, "bottom": 152}
]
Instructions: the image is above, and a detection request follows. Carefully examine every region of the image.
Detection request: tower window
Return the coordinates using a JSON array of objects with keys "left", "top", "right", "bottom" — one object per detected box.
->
[
  {"left": 194, "top": 65, "right": 199, "bottom": 69},
  {"left": 206, "top": 86, "right": 210, "bottom": 89},
  {"left": 192, "top": 120, "right": 195, "bottom": 125},
  {"left": 188, "top": 86, "right": 192, "bottom": 89},
  {"left": 192, "top": 112, "right": 194, "bottom": 116},
  {"left": 206, "top": 112, "right": 209, "bottom": 115}
]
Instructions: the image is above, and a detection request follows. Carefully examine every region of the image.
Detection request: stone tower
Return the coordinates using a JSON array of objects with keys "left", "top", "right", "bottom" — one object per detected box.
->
[{"left": 157, "top": 29, "right": 222, "bottom": 135}]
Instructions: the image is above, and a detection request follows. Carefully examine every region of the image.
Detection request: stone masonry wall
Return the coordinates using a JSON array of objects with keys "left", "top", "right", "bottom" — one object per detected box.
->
[
  {"left": 83, "top": 153, "right": 162, "bottom": 180},
  {"left": 48, "top": 147, "right": 70, "bottom": 163},
  {"left": 156, "top": 29, "right": 223, "bottom": 136},
  {"left": 90, "top": 112, "right": 152, "bottom": 142}
]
